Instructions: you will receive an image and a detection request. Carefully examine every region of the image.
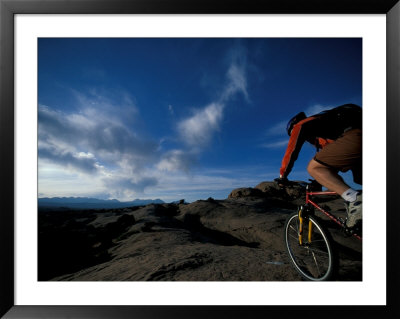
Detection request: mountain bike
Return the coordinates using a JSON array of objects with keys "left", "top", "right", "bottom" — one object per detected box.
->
[{"left": 283, "top": 179, "right": 362, "bottom": 281}]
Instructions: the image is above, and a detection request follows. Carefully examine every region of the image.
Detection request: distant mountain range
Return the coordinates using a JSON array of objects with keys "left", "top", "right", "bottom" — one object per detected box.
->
[{"left": 38, "top": 197, "right": 164, "bottom": 209}]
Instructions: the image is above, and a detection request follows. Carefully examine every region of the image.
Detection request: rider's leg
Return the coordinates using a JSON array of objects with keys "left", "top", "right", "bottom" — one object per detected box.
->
[
  {"left": 310, "top": 129, "right": 361, "bottom": 194},
  {"left": 309, "top": 129, "right": 362, "bottom": 227},
  {"left": 308, "top": 129, "right": 362, "bottom": 227},
  {"left": 307, "top": 159, "right": 349, "bottom": 194},
  {"left": 308, "top": 158, "right": 361, "bottom": 227}
]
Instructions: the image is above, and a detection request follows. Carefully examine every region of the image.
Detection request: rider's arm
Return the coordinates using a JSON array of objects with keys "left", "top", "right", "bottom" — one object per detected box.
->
[{"left": 279, "top": 118, "right": 314, "bottom": 178}]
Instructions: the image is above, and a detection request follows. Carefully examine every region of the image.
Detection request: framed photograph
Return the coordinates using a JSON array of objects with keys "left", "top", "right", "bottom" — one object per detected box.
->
[{"left": 1, "top": 0, "right": 399, "bottom": 318}]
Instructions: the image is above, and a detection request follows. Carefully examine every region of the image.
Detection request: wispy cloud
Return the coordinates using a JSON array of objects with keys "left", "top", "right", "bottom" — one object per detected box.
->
[
  {"left": 305, "top": 104, "right": 333, "bottom": 116},
  {"left": 259, "top": 119, "right": 289, "bottom": 151},
  {"left": 260, "top": 140, "right": 289, "bottom": 149},
  {"left": 102, "top": 175, "right": 159, "bottom": 200},
  {"left": 265, "top": 120, "right": 287, "bottom": 136},
  {"left": 38, "top": 91, "right": 162, "bottom": 200},
  {"left": 223, "top": 42, "right": 249, "bottom": 101},
  {"left": 154, "top": 45, "right": 250, "bottom": 175},
  {"left": 175, "top": 45, "right": 249, "bottom": 155},
  {"left": 39, "top": 147, "right": 100, "bottom": 174},
  {"left": 178, "top": 102, "right": 224, "bottom": 149},
  {"left": 157, "top": 149, "right": 198, "bottom": 173},
  {"left": 305, "top": 101, "right": 362, "bottom": 117},
  {"left": 221, "top": 62, "right": 249, "bottom": 102},
  {"left": 38, "top": 46, "right": 251, "bottom": 201},
  {"left": 38, "top": 103, "right": 158, "bottom": 168},
  {"left": 74, "top": 89, "right": 139, "bottom": 125}
]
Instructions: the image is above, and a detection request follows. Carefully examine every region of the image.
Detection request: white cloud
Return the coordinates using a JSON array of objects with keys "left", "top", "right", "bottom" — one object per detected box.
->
[
  {"left": 38, "top": 47, "right": 251, "bottom": 201},
  {"left": 77, "top": 152, "right": 95, "bottom": 159},
  {"left": 38, "top": 161, "right": 107, "bottom": 197},
  {"left": 38, "top": 102, "right": 158, "bottom": 171},
  {"left": 176, "top": 47, "right": 249, "bottom": 153},
  {"left": 38, "top": 90, "right": 162, "bottom": 200},
  {"left": 156, "top": 149, "right": 197, "bottom": 173},
  {"left": 221, "top": 63, "right": 249, "bottom": 102},
  {"left": 74, "top": 89, "right": 139, "bottom": 124},
  {"left": 102, "top": 175, "right": 158, "bottom": 200},
  {"left": 178, "top": 102, "right": 224, "bottom": 149},
  {"left": 39, "top": 146, "right": 100, "bottom": 174}
]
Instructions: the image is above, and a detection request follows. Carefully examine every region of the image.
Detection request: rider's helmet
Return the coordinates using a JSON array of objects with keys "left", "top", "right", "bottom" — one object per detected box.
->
[{"left": 286, "top": 112, "right": 307, "bottom": 136}]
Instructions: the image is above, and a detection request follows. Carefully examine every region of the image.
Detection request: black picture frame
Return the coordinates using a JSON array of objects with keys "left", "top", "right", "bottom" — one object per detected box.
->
[{"left": 1, "top": 0, "right": 399, "bottom": 318}]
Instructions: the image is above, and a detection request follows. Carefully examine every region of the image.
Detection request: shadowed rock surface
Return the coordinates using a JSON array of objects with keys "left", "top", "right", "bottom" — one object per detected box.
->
[{"left": 39, "top": 181, "right": 362, "bottom": 281}]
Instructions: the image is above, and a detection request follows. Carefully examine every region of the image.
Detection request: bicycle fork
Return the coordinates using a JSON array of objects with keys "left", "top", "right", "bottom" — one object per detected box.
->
[{"left": 298, "top": 206, "right": 313, "bottom": 245}]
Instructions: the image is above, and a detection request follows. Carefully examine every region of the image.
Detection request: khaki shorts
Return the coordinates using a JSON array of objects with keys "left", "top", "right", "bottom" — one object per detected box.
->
[{"left": 314, "top": 128, "right": 362, "bottom": 184}]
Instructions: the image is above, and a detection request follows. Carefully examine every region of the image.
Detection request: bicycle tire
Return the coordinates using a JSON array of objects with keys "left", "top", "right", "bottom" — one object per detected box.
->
[{"left": 284, "top": 211, "right": 336, "bottom": 281}]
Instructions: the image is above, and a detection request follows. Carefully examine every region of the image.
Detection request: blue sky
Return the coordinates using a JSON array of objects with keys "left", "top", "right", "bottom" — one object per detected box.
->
[{"left": 38, "top": 38, "right": 362, "bottom": 202}]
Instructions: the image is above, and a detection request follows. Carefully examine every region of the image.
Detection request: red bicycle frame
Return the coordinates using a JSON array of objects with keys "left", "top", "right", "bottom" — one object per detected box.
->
[{"left": 306, "top": 189, "right": 362, "bottom": 241}]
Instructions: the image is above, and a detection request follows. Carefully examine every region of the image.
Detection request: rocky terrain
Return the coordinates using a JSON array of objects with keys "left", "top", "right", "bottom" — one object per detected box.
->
[{"left": 38, "top": 181, "right": 362, "bottom": 281}]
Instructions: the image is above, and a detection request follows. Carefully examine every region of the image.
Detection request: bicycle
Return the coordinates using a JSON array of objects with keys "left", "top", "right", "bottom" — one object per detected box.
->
[{"left": 282, "top": 179, "right": 362, "bottom": 281}]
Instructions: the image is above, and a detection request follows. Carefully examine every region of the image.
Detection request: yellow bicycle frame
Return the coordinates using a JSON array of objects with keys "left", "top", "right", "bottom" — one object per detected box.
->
[
  {"left": 298, "top": 207, "right": 303, "bottom": 245},
  {"left": 298, "top": 206, "right": 313, "bottom": 245}
]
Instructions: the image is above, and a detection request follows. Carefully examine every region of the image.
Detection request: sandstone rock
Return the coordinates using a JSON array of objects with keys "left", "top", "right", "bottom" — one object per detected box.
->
[
  {"left": 40, "top": 180, "right": 361, "bottom": 282},
  {"left": 228, "top": 187, "right": 264, "bottom": 199},
  {"left": 254, "top": 181, "right": 282, "bottom": 195},
  {"left": 255, "top": 181, "right": 305, "bottom": 200},
  {"left": 285, "top": 185, "right": 304, "bottom": 199}
]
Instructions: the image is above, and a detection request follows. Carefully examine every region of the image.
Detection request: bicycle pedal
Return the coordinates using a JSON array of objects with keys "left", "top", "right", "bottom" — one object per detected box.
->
[
  {"left": 342, "top": 226, "right": 354, "bottom": 237},
  {"left": 343, "top": 224, "right": 362, "bottom": 237},
  {"left": 341, "top": 223, "right": 355, "bottom": 237}
]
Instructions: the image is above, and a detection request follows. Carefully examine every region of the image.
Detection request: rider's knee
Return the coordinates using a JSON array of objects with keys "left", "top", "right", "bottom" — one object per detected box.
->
[
  {"left": 308, "top": 158, "right": 338, "bottom": 177},
  {"left": 307, "top": 159, "right": 318, "bottom": 175}
]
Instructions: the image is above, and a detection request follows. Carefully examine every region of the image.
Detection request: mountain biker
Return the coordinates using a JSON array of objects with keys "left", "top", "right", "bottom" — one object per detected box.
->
[{"left": 275, "top": 104, "right": 362, "bottom": 228}]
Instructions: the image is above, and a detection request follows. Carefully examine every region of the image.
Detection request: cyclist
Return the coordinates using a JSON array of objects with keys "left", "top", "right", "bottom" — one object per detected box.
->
[{"left": 275, "top": 104, "right": 362, "bottom": 228}]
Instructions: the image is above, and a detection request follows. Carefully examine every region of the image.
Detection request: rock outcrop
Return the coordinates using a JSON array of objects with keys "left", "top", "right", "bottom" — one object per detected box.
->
[
  {"left": 38, "top": 181, "right": 361, "bottom": 281},
  {"left": 227, "top": 187, "right": 264, "bottom": 198}
]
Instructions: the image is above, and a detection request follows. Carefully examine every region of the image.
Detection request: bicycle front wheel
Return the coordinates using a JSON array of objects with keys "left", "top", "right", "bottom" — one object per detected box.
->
[{"left": 284, "top": 211, "right": 335, "bottom": 281}]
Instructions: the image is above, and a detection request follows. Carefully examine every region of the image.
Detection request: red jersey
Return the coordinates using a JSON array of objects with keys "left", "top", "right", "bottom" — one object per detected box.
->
[{"left": 279, "top": 104, "right": 362, "bottom": 178}]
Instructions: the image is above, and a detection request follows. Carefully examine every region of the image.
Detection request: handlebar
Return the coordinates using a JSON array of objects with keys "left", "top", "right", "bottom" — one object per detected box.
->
[{"left": 274, "top": 178, "right": 322, "bottom": 191}]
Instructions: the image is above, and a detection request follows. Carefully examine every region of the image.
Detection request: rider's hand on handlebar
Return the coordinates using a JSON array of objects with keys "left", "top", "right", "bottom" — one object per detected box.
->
[{"left": 274, "top": 177, "right": 289, "bottom": 188}]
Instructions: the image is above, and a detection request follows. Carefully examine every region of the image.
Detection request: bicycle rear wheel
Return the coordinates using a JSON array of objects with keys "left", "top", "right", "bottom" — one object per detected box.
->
[{"left": 284, "top": 211, "right": 335, "bottom": 281}]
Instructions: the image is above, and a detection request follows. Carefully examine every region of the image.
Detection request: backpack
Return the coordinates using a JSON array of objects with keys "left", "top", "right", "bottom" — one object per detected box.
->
[{"left": 314, "top": 104, "right": 362, "bottom": 131}]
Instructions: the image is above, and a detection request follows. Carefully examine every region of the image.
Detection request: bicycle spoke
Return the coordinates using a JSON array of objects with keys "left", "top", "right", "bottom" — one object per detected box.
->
[
  {"left": 308, "top": 247, "right": 329, "bottom": 256},
  {"left": 285, "top": 213, "right": 334, "bottom": 281},
  {"left": 289, "top": 224, "right": 299, "bottom": 234},
  {"left": 288, "top": 233, "right": 300, "bottom": 241},
  {"left": 311, "top": 250, "right": 322, "bottom": 276},
  {"left": 308, "top": 239, "right": 326, "bottom": 243}
]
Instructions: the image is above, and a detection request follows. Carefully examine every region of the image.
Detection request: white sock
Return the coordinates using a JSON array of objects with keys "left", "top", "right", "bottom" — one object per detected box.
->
[{"left": 341, "top": 188, "right": 358, "bottom": 202}]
